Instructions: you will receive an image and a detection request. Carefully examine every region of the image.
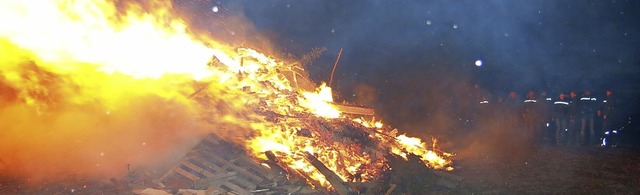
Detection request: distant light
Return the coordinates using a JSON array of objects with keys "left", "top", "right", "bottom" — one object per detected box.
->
[
  {"left": 212, "top": 6, "right": 219, "bottom": 12},
  {"left": 475, "top": 59, "right": 482, "bottom": 66}
]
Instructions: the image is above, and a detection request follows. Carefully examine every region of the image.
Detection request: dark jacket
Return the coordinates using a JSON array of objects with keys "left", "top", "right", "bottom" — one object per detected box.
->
[
  {"left": 578, "top": 95, "right": 598, "bottom": 118},
  {"left": 553, "top": 98, "right": 570, "bottom": 119}
]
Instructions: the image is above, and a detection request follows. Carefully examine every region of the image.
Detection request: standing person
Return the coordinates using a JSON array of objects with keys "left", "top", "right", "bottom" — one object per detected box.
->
[
  {"left": 522, "top": 90, "right": 542, "bottom": 144},
  {"left": 538, "top": 91, "right": 554, "bottom": 143},
  {"left": 599, "top": 90, "right": 618, "bottom": 146},
  {"left": 476, "top": 93, "right": 493, "bottom": 132},
  {"left": 568, "top": 90, "right": 580, "bottom": 145},
  {"left": 579, "top": 90, "right": 598, "bottom": 145},
  {"left": 553, "top": 93, "right": 570, "bottom": 145}
]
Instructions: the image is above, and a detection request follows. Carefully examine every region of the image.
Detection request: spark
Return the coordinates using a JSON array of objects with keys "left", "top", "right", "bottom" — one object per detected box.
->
[{"left": 475, "top": 59, "right": 482, "bottom": 66}]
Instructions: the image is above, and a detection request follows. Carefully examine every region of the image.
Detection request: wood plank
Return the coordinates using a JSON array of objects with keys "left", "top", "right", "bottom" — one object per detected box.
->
[
  {"left": 194, "top": 172, "right": 238, "bottom": 189},
  {"left": 181, "top": 160, "right": 214, "bottom": 177},
  {"left": 191, "top": 155, "right": 225, "bottom": 173},
  {"left": 189, "top": 156, "right": 258, "bottom": 190},
  {"left": 236, "top": 155, "right": 276, "bottom": 180},
  {"left": 221, "top": 181, "right": 250, "bottom": 195},
  {"left": 203, "top": 175, "right": 238, "bottom": 190},
  {"left": 205, "top": 134, "right": 221, "bottom": 145},
  {"left": 201, "top": 151, "right": 263, "bottom": 182},
  {"left": 172, "top": 166, "right": 200, "bottom": 181},
  {"left": 226, "top": 175, "right": 257, "bottom": 190},
  {"left": 205, "top": 188, "right": 227, "bottom": 195}
]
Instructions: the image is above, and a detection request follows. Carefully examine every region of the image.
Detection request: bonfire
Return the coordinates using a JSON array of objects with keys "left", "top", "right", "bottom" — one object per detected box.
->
[{"left": 0, "top": 0, "right": 453, "bottom": 194}]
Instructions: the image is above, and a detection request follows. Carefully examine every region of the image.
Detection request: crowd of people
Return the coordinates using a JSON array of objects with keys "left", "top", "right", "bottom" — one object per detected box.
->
[{"left": 474, "top": 89, "right": 621, "bottom": 147}]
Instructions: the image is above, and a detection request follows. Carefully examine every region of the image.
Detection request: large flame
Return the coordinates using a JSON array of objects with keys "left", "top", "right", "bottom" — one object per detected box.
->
[
  {"left": 0, "top": 0, "right": 217, "bottom": 79},
  {"left": 0, "top": 0, "right": 452, "bottom": 190}
]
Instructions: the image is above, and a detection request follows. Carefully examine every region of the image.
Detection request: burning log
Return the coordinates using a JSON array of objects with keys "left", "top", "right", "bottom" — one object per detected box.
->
[
  {"left": 330, "top": 103, "right": 375, "bottom": 116},
  {"left": 303, "top": 151, "right": 353, "bottom": 195},
  {"left": 264, "top": 151, "right": 329, "bottom": 194}
]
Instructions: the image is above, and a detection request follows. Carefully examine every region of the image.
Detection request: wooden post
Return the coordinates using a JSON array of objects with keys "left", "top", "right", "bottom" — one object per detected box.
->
[{"left": 303, "top": 152, "right": 352, "bottom": 195}]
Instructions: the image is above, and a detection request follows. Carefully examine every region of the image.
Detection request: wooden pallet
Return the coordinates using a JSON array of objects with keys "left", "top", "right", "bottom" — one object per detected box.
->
[{"left": 160, "top": 134, "right": 286, "bottom": 194}]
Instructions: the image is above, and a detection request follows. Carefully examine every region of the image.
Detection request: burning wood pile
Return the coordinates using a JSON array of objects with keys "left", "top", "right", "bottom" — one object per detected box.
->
[
  {"left": 0, "top": 1, "right": 458, "bottom": 194},
  {"left": 130, "top": 50, "right": 459, "bottom": 194}
]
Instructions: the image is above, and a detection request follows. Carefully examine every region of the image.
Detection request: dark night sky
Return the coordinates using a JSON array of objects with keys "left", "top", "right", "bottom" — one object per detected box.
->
[
  {"left": 213, "top": 0, "right": 639, "bottom": 94},
  {"left": 187, "top": 0, "right": 640, "bottom": 137}
]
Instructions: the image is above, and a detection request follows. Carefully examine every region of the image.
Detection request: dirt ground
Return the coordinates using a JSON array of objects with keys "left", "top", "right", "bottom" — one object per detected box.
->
[
  {"left": 448, "top": 145, "right": 640, "bottom": 194},
  {"left": 2, "top": 145, "right": 640, "bottom": 194}
]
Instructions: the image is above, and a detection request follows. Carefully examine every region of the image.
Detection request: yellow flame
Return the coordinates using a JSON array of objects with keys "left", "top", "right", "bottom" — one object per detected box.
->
[
  {"left": 299, "top": 83, "right": 341, "bottom": 118},
  {"left": 0, "top": 0, "right": 217, "bottom": 80},
  {"left": 393, "top": 134, "right": 452, "bottom": 170}
]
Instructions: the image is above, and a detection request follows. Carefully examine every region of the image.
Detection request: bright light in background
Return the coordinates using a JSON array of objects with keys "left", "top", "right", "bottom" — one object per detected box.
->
[
  {"left": 475, "top": 59, "right": 483, "bottom": 66},
  {"left": 212, "top": 6, "right": 219, "bottom": 13}
]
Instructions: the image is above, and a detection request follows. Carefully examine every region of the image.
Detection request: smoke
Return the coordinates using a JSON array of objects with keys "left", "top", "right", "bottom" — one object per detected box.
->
[
  {"left": 0, "top": 62, "right": 208, "bottom": 183},
  {"left": 0, "top": 39, "right": 277, "bottom": 184}
]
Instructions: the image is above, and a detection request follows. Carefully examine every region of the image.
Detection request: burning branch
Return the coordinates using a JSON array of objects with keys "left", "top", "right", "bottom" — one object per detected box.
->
[{"left": 328, "top": 48, "right": 343, "bottom": 87}]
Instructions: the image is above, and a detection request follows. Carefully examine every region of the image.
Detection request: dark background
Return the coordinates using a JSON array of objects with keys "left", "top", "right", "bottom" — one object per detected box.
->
[{"left": 180, "top": 0, "right": 640, "bottom": 146}]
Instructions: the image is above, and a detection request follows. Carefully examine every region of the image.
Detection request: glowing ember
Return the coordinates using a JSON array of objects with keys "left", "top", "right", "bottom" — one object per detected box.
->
[{"left": 0, "top": 0, "right": 453, "bottom": 190}]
